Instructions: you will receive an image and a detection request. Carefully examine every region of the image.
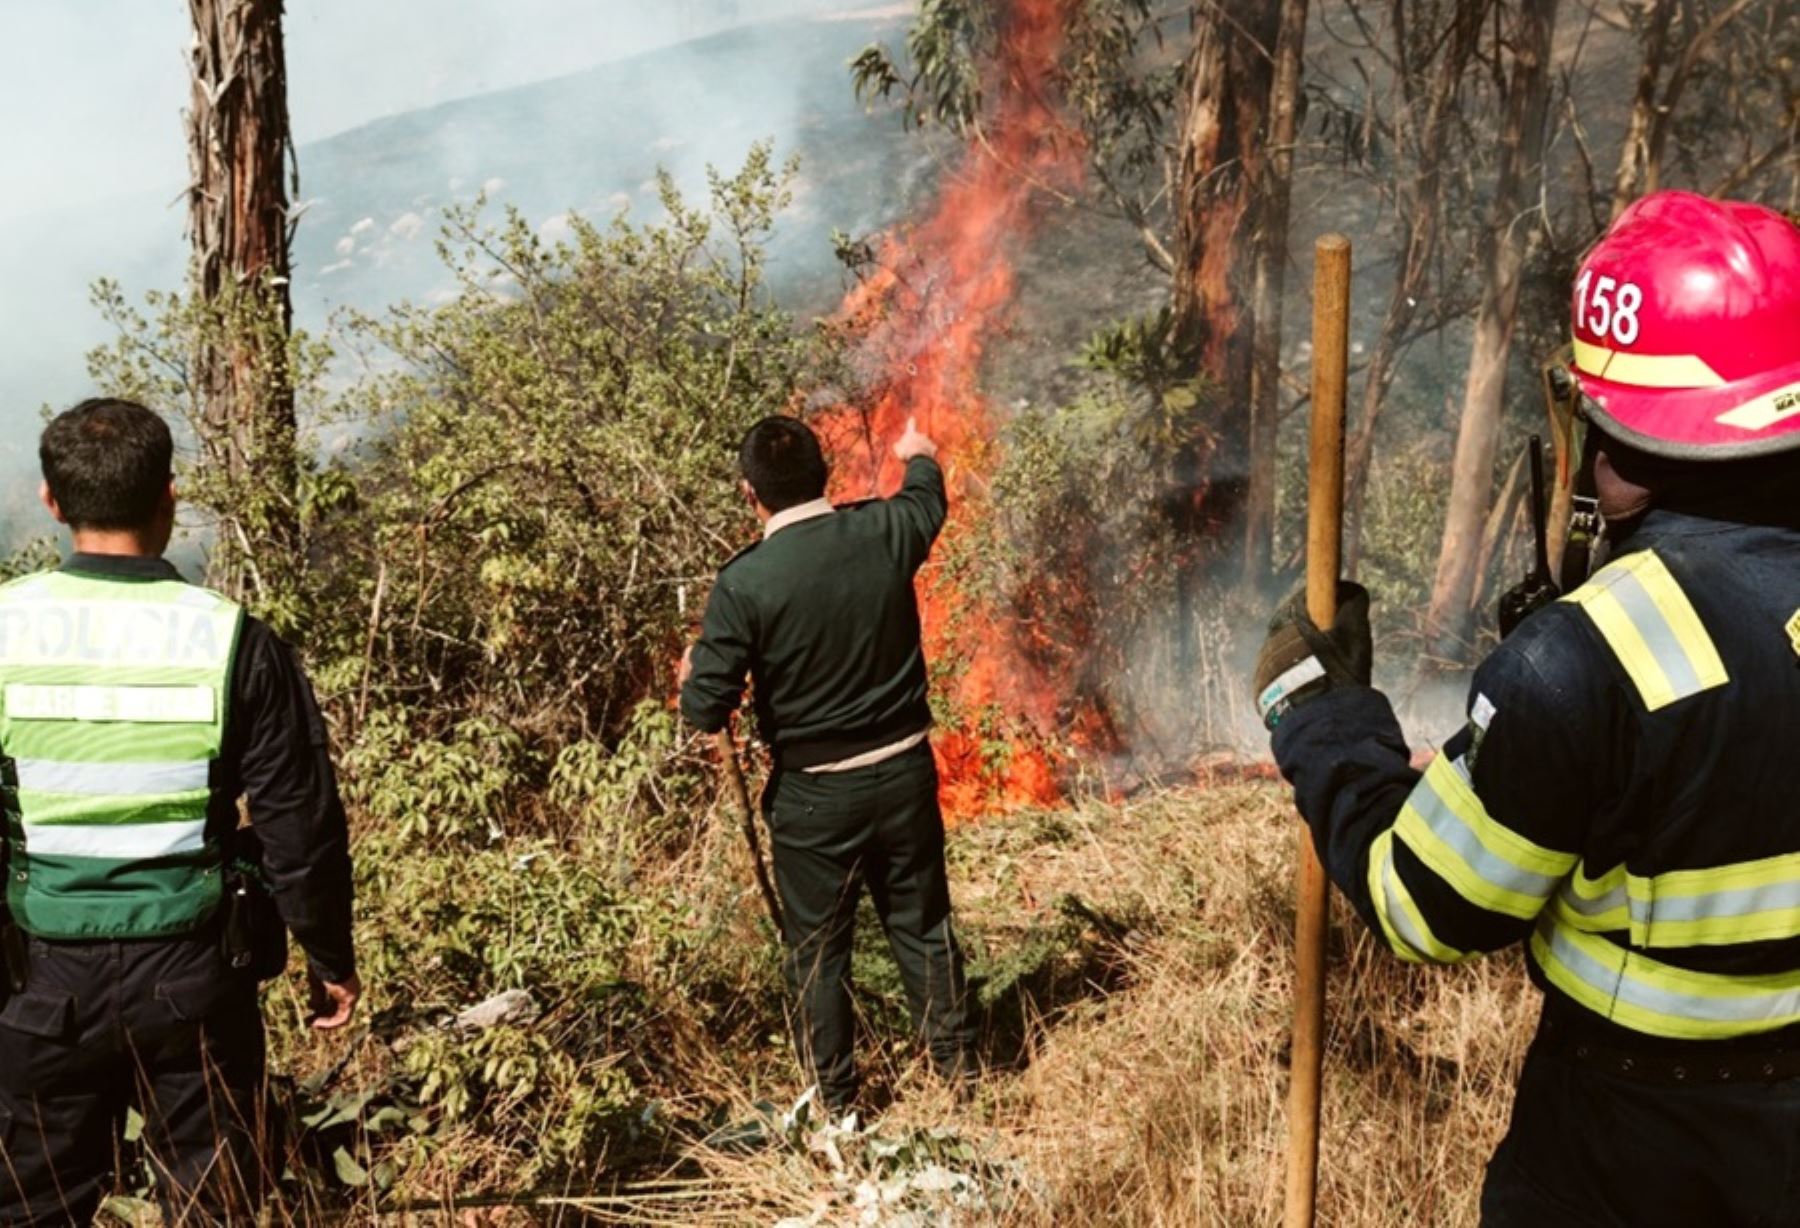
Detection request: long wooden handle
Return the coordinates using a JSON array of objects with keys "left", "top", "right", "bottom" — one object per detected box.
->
[
  {"left": 1285, "top": 234, "right": 1351, "bottom": 1228},
  {"left": 714, "top": 729, "right": 785, "bottom": 935}
]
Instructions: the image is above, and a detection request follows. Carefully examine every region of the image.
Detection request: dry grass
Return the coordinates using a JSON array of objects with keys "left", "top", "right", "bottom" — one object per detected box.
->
[
  {"left": 669, "top": 781, "right": 1540, "bottom": 1227},
  {"left": 114, "top": 777, "right": 1537, "bottom": 1225}
]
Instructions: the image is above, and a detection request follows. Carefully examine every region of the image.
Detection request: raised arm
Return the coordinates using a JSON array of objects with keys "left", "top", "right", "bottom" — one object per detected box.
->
[{"left": 884, "top": 417, "right": 948, "bottom": 573}]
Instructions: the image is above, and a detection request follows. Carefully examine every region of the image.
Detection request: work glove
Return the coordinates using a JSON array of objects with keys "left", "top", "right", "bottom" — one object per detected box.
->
[{"left": 1252, "top": 582, "right": 1372, "bottom": 730}]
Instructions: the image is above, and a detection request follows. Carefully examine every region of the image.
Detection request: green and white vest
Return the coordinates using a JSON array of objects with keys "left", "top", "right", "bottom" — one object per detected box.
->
[{"left": 0, "top": 569, "right": 243, "bottom": 938}]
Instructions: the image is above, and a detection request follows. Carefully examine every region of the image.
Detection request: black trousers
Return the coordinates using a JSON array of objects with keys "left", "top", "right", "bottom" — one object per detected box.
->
[
  {"left": 0, "top": 933, "right": 267, "bottom": 1227},
  {"left": 1482, "top": 1036, "right": 1800, "bottom": 1226},
  {"left": 764, "top": 742, "right": 973, "bottom": 1108}
]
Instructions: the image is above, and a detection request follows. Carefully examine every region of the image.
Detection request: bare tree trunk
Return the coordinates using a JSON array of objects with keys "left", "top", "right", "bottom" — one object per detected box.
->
[
  {"left": 1642, "top": 0, "right": 1761, "bottom": 191},
  {"left": 1424, "top": 0, "right": 1559, "bottom": 665},
  {"left": 1167, "top": 0, "right": 1279, "bottom": 622},
  {"left": 1608, "top": 0, "right": 1760, "bottom": 217},
  {"left": 1609, "top": 0, "right": 1676, "bottom": 220},
  {"left": 1341, "top": 0, "right": 1488, "bottom": 571},
  {"left": 1243, "top": 0, "right": 1311, "bottom": 591},
  {"left": 187, "top": 0, "right": 299, "bottom": 603}
]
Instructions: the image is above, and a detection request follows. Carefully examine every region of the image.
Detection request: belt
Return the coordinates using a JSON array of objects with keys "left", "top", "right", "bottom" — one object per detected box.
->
[{"left": 1538, "top": 1011, "right": 1800, "bottom": 1085}]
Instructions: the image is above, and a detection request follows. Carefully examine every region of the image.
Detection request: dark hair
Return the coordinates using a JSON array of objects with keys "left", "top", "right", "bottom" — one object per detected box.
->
[
  {"left": 738, "top": 416, "right": 828, "bottom": 512},
  {"left": 39, "top": 398, "right": 175, "bottom": 530}
]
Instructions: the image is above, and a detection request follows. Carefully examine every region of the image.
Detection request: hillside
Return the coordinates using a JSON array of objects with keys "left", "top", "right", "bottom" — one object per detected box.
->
[{"left": 292, "top": 10, "right": 930, "bottom": 316}]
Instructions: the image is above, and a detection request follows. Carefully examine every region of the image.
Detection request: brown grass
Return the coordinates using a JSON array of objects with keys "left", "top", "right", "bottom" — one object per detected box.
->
[{"left": 669, "top": 781, "right": 1539, "bottom": 1227}]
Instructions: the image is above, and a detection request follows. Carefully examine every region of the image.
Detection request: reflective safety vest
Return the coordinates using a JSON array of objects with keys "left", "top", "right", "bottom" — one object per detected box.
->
[
  {"left": 1362, "top": 522, "right": 1800, "bottom": 1043},
  {"left": 0, "top": 569, "right": 243, "bottom": 938}
]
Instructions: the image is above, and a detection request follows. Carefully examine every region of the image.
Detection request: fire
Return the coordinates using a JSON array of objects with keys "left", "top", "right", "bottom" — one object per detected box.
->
[{"left": 814, "top": 0, "right": 1094, "bottom": 820}]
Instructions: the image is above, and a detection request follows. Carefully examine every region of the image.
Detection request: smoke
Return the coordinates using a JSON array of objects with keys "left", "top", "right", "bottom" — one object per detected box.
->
[{"left": 0, "top": 0, "right": 906, "bottom": 550}]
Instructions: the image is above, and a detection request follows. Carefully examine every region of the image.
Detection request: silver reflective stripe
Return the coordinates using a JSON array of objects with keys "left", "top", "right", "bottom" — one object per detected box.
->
[
  {"left": 1380, "top": 853, "right": 1437, "bottom": 959},
  {"left": 14, "top": 759, "right": 209, "bottom": 798},
  {"left": 1560, "top": 871, "right": 1800, "bottom": 930},
  {"left": 4, "top": 684, "right": 215, "bottom": 724},
  {"left": 1605, "top": 567, "right": 1703, "bottom": 699},
  {"left": 1649, "top": 879, "right": 1800, "bottom": 925},
  {"left": 1544, "top": 925, "right": 1800, "bottom": 1026},
  {"left": 1409, "top": 761, "right": 1562, "bottom": 900},
  {"left": 22, "top": 819, "right": 207, "bottom": 859}
]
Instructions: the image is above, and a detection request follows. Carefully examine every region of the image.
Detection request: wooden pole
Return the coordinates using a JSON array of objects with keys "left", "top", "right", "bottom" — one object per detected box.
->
[
  {"left": 1284, "top": 234, "right": 1350, "bottom": 1228},
  {"left": 713, "top": 729, "right": 785, "bottom": 935}
]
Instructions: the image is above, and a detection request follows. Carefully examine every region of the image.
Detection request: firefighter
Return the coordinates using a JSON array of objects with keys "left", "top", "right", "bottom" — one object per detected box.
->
[
  {"left": 1255, "top": 191, "right": 1800, "bottom": 1224},
  {"left": 0, "top": 399, "right": 359, "bottom": 1224},
  {"left": 680, "top": 414, "right": 974, "bottom": 1114}
]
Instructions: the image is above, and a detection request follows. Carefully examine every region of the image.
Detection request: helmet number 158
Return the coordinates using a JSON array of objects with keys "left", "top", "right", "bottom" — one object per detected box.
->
[{"left": 1576, "top": 271, "right": 1643, "bottom": 347}]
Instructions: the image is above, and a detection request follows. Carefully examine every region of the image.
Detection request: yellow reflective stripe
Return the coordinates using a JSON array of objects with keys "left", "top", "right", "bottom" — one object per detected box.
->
[
  {"left": 1393, "top": 755, "right": 1576, "bottom": 920},
  {"left": 1367, "top": 828, "right": 1468, "bottom": 964},
  {"left": 1715, "top": 380, "right": 1800, "bottom": 432},
  {"left": 1555, "top": 862, "right": 1630, "bottom": 933},
  {"left": 1562, "top": 551, "right": 1728, "bottom": 711},
  {"left": 1367, "top": 830, "right": 1419, "bottom": 962},
  {"left": 1557, "top": 855, "right": 1800, "bottom": 947},
  {"left": 4, "top": 684, "right": 217, "bottom": 724},
  {"left": 1639, "top": 851, "right": 1800, "bottom": 947},
  {"left": 1571, "top": 337, "right": 1725, "bottom": 389},
  {"left": 1534, "top": 909, "right": 1800, "bottom": 1040}
]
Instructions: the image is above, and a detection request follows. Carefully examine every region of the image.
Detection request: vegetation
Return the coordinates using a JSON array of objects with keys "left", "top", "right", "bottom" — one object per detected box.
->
[{"left": 31, "top": 0, "right": 1792, "bottom": 1222}]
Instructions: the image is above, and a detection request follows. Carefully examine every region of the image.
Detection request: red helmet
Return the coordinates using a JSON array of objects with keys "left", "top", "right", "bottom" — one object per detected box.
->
[{"left": 1569, "top": 191, "right": 1800, "bottom": 460}]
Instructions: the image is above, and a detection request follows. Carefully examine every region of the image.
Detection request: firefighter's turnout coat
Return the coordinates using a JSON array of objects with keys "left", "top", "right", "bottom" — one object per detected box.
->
[{"left": 1280, "top": 508, "right": 1800, "bottom": 1043}]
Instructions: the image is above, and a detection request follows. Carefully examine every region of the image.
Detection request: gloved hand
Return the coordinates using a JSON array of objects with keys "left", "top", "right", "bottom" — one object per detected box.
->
[{"left": 1252, "top": 582, "right": 1372, "bottom": 730}]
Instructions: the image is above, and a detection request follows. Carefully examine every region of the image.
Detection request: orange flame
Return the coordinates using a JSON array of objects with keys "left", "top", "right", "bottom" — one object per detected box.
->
[{"left": 815, "top": 0, "right": 1092, "bottom": 821}]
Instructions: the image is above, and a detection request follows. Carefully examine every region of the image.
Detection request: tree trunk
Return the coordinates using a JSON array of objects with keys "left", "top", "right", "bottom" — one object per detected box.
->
[
  {"left": 1243, "top": 0, "right": 1311, "bottom": 591},
  {"left": 187, "top": 0, "right": 299, "bottom": 603},
  {"left": 1341, "top": 0, "right": 1488, "bottom": 570},
  {"left": 1609, "top": 0, "right": 1676, "bottom": 221},
  {"left": 1423, "top": 0, "right": 1559, "bottom": 665},
  {"left": 1169, "top": 0, "right": 1280, "bottom": 607}
]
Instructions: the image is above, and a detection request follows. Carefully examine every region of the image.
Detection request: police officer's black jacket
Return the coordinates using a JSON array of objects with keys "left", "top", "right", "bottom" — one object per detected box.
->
[
  {"left": 40, "top": 555, "right": 357, "bottom": 982},
  {"left": 1276, "top": 506, "right": 1800, "bottom": 1049},
  {"left": 681, "top": 456, "right": 946, "bottom": 768}
]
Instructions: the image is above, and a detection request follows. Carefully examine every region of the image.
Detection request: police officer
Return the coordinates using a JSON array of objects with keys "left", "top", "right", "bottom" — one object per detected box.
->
[
  {"left": 1255, "top": 192, "right": 1800, "bottom": 1223},
  {"left": 680, "top": 414, "right": 974, "bottom": 1113},
  {"left": 0, "top": 399, "right": 358, "bottom": 1224}
]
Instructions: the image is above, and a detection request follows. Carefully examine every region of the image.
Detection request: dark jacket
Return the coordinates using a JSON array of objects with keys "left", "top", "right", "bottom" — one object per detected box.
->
[
  {"left": 681, "top": 456, "right": 947, "bottom": 768},
  {"left": 1277, "top": 509, "right": 1800, "bottom": 1048}
]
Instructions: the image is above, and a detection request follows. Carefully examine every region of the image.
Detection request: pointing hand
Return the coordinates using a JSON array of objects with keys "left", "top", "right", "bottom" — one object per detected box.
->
[{"left": 892, "top": 416, "right": 939, "bottom": 462}]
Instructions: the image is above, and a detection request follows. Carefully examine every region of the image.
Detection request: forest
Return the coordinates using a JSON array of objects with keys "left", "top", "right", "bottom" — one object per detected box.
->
[{"left": 6, "top": 0, "right": 1796, "bottom": 1223}]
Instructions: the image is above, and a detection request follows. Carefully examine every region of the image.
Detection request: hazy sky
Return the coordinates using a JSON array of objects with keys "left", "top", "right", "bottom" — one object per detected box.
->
[{"left": 0, "top": 0, "right": 851, "bottom": 223}]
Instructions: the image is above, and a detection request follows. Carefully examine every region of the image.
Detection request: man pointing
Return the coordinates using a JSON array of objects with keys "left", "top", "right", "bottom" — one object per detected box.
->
[{"left": 681, "top": 414, "right": 974, "bottom": 1114}]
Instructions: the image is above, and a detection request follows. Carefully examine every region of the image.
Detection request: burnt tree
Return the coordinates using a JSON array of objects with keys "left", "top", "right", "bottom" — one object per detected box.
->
[
  {"left": 187, "top": 0, "right": 300, "bottom": 603},
  {"left": 1168, "top": 0, "right": 1282, "bottom": 591},
  {"left": 1243, "top": 0, "right": 1311, "bottom": 589}
]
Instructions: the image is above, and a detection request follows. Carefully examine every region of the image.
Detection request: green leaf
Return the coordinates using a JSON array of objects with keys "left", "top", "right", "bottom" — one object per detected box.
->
[{"left": 332, "top": 1146, "right": 371, "bottom": 1187}]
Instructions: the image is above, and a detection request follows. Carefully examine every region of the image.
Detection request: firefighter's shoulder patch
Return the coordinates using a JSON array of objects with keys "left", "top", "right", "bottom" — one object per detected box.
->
[
  {"left": 1466, "top": 692, "right": 1497, "bottom": 772},
  {"left": 1787, "top": 609, "right": 1800, "bottom": 661}
]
